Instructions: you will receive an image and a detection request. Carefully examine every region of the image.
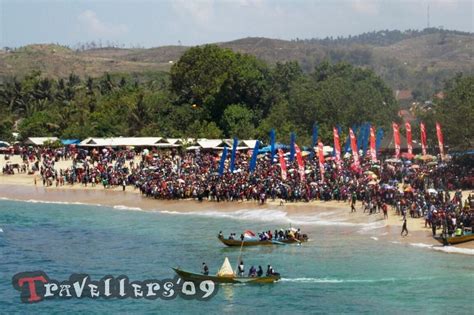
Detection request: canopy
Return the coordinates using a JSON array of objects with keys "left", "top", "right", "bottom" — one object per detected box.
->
[
  {"left": 61, "top": 139, "right": 81, "bottom": 145},
  {"left": 217, "top": 257, "right": 234, "bottom": 277},
  {"left": 0, "top": 141, "right": 10, "bottom": 148}
]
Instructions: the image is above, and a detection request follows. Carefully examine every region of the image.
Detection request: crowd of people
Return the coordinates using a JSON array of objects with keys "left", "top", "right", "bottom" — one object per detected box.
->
[{"left": 2, "top": 144, "right": 474, "bottom": 238}]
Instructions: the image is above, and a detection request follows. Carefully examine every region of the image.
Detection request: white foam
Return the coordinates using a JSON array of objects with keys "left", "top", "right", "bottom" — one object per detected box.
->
[
  {"left": 409, "top": 243, "right": 474, "bottom": 256},
  {"left": 410, "top": 242, "right": 434, "bottom": 249},
  {"left": 0, "top": 227, "right": 3, "bottom": 233},
  {"left": 370, "top": 236, "right": 378, "bottom": 241},
  {"left": 280, "top": 277, "right": 425, "bottom": 284},
  {"left": 113, "top": 205, "right": 143, "bottom": 211}
]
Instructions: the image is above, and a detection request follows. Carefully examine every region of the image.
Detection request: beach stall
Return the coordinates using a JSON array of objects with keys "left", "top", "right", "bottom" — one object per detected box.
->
[{"left": 24, "top": 137, "right": 59, "bottom": 146}]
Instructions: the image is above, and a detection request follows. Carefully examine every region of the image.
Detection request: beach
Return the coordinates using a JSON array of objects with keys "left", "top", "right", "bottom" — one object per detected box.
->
[{"left": 2, "top": 153, "right": 473, "bottom": 253}]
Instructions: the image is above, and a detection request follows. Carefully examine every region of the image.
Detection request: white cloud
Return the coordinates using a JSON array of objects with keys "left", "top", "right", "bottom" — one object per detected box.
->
[
  {"left": 78, "top": 10, "right": 128, "bottom": 38},
  {"left": 172, "top": 0, "right": 215, "bottom": 25},
  {"left": 351, "top": 0, "right": 379, "bottom": 15}
]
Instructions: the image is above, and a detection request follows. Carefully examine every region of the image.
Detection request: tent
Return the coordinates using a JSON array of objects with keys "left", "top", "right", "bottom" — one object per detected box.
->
[{"left": 61, "top": 139, "right": 81, "bottom": 145}]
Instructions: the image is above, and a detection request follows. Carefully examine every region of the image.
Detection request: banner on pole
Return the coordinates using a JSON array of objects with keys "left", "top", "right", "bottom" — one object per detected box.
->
[{"left": 392, "top": 122, "right": 400, "bottom": 159}]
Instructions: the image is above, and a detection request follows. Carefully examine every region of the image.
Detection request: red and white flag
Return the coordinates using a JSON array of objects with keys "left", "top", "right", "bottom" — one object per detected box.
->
[
  {"left": 436, "top": 122, "right": 445, "bottom": 159},
  {"left": 278, "top": 148, "right": 287, "bottom": 180},
  {"left": 369, "top": 126, "right": 377, "bottom": 162},
  {"left": 420, "top": 122, "right": 427, "bottom": 156},
  {"left": 392, "top": 122, "right": 400, "bottom": 159},
  {"left": 318, "top": 141, "right": 325, "bottom": 181},
  {"left": 349, "top": 128, "right": 360, "bottom": 169},
  {"left": 405, "top": 122, "right": 413, "bottom": 158},
  {"left": 333, "top": 127, "right": 341, "bottom": 168},
  {"left": 295, "top": 144, "right": 305, "bottom": 181}
]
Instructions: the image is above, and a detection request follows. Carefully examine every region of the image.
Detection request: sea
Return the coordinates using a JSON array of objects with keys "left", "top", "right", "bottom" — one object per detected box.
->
[{"left": 0, "top": 199, "right": 473, "bottom": 314}]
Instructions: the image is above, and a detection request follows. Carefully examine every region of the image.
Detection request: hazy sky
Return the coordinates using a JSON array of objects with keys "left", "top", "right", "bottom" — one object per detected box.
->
[{"left": 1, "top": 0, "right": 472, "bottom": 48}]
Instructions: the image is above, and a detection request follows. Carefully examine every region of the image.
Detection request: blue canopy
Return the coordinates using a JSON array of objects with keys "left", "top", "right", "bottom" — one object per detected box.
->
[
  {"left": 61, "top": 139, "right": 81, "bottom": 145},
  {"left": 259, "top": 143, "right": 289, "bottom": 153}
]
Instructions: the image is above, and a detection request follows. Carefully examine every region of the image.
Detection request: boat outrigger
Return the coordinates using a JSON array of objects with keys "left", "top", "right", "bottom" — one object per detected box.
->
[
  {"left": 218, "top": 229, "right": 308, "bottom": 247},
  {"left": 173, "top": 257, "right": 280, "bottom": 284}
]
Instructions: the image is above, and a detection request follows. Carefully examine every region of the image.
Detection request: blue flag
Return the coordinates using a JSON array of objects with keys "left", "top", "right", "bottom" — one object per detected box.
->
[
  {"left": 249, "top": 141, "right": 260, "bottom": 173},
  {"left": 230, "top": 137, "right": 238, "bottom": 173},
  {"left": 289, "top": 132, "right": 296, "bottom": 162},
  {"left": 362, "top": 123, "right": 370, "bottom": 156},
  {"left": 218, "top": 146, "right": 227, "bottom": 176},
  {"left": 376, "top": 128, "right": 384, "bottom": 152},
  {"left": 270, "top": 129, "right": 276, "bottom": 164},
  {"left": 310, "top": 123, "right": 318, "bottom": 160}
]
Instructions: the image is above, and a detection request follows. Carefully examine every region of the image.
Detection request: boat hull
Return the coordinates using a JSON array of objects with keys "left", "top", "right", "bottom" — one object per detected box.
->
[
  {"left": 435, "top": 233, "right": 474, "bottom": 245},
  {"left": 172, "top": 268, "right": 280, "bottom": 284},
  {"left": 218, "top": 237, "right": 306, "bottom": 247}
]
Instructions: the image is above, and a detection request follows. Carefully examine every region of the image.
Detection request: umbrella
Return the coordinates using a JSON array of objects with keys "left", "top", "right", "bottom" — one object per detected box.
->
[
  {"left": 0, "top": 141, "right": 10, "bottom": 148},
  {"left": 368, "top": 180, "right": 378, "bottom": 186},
  {"left": 427, "top": 188, "right": 437, "bottom": 194},
  {"left": 410, "top": 164, "right": 420, "bottom": 169},
  {"left": 177, "top": 179, "right": 185, "bottom": 183},
  {"left": 404, "top": 187, "right": 413, "bottom": 193},
  {"left": 310, "top": 182, "right": 318, "bottom": 186},
  {"left": 385, "top": 158, "right": 402, "bottom": 163}
]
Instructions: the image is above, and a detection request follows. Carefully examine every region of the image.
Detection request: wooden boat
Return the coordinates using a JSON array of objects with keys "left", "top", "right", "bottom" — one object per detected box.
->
[
  {"left": 435, "top": 232, "right": 474, "bottom": 245},
  {"left": 172, "top": 268, "right": 280, "bottom": 284},
  {"left": 218, "top": 236, "right": 307, "bottom": 247}
]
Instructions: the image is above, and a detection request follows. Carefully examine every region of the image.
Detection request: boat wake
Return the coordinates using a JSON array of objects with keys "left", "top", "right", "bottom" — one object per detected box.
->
[
  {"left": 281, "top": 276, "right": 435, "bottom": 284},
  {"left": 410, "top": 243, "right": 474, "bottom": 255},
  {"left": 113, "top": 205, "right": 144, "bottom": 211}
]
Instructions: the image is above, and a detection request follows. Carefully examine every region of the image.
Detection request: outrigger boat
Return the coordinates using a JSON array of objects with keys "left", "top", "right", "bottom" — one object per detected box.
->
[
  {"left": 218, "top": 229, "right": 308, "bottom": 247},
  {"left": 435, "top": 229, "right": 474, "bottom": 245},
  {"left": 173, "top": 257, "right": 280, "bottom": 284}
]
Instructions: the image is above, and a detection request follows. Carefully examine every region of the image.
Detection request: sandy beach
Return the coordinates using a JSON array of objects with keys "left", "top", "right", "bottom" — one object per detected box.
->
[{"left": 2, "top": 154, "right": 473, "bottom": 253}]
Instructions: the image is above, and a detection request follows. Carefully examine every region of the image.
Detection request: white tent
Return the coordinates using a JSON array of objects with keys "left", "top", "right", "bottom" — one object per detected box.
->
[{"left": 24, "top": 137, "right": 59, "bottom": 146}]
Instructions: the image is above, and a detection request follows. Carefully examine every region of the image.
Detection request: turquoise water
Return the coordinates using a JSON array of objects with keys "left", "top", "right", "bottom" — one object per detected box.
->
[{"left": 0, "top": 200, "right": 473, "bottom": 314}]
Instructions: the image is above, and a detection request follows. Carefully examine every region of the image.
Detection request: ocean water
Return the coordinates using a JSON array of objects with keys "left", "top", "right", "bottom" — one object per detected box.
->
[{"left": 0, "top": 199, "right": 473, "bottom": 314}]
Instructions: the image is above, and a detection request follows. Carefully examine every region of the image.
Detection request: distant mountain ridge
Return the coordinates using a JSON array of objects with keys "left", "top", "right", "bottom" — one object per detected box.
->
[{"left": 1, "top": 29, "right": 473, "bottom": 97}]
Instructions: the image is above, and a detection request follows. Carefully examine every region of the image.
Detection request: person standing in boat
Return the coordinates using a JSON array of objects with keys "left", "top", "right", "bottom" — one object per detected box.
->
[
  {"left": 238, "top": 261, "right": 245, "bottom": 276},
  {"left": 202, "top": 262, "right": 209, "bottom": 275},
  {"left": 257, "top": 266, "right": 263, "bottom": 277},
  {"left": 266, "top": 265, "right": 274, "bottom": 276}
]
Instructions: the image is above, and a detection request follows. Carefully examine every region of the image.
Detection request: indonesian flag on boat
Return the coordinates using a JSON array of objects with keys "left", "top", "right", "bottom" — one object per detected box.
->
[
  {"left": 243, "top": 230, "right": 256, "bottom": 237},
  {"left": 278, "top": 148, "right": 287, "bottom": 180}
]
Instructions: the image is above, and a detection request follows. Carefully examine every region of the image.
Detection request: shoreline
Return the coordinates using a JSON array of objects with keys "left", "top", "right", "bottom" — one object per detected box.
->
[{"left": 1, "top": 180, "right": 473, "bottom": 254}]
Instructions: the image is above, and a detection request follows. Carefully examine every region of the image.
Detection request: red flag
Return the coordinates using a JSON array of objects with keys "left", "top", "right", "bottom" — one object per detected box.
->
[
  {"left": 278, "top": 148, "right": 287, "bottom": 180},
  {"left": 405, "top": 122, "right": 413, "bottom": 158},
  {"left": 349, "top": 128, "right": 360, "bottom": 168},
  {"left": 436, "top": 122, "right": 444, "bottom": 159},
  {"left": 333, "top": 127, "right": 341, "bottom": 168},
  {"left": 420, "top": 122, "right": 427, "bottom": 156},
  {"left": 318, "top": 141, "right": 325, "bottom": 181},
  {"left": 392, "top": 122, "right": 400, "bottom": 159},
  {"left": 369, "top": 126, "right": 377, "bottom": 162},
  {"left": 295, "top": 144, "right": 305, "bottom": 181}
]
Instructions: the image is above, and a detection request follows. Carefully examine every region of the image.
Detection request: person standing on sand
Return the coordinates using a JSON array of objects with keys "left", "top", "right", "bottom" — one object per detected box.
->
[{"left": 401, "top": 218, "right": 408, "bottom": 236}]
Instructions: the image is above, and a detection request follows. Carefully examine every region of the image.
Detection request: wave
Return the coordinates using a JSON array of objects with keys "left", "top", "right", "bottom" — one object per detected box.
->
[
  {"left": 0, "top": 227, "right": 3, "bottom": 233},
  {"left": 113, "top": 205, "right": 143, "bottom": 211},
  {"left": 159, "top": 209, "right": 370, "bottom": 227},
  {"left": 0, "top": 197, "right": 102, "bottom": 207},
  {"left": 410, "top": 243, "right": 474, "bottom": 255},
  {"left": 370, "top": 236, "right": 378, "bottom": 241},
  {"left": 281, "top": 276, "right": 434, "bottom": 284}
]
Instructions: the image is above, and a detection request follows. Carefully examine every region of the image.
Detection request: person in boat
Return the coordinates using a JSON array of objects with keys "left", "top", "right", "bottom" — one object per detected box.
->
[
  {"left": 274, "top": 230, "right": 278, "bottom": 240},
  {"left": 229, "top": 233, "right": 235, "bottom": 240},
  {"left": 218, "top": 231, "right": 223, "bottom": 239},
  {"left": 248, "top": 265, "right": 257, "bottom": 277},
  {"left": 240, "top": 234, "right": 244, "bottom": 241},
  {"left": 257, "top": 265, "right": 263, "bottom": 277},
  {"left": 202, "top": 262, "right": 209, "bottom": 275},
  {"left": 266, "top": 265, "right": 274, "bottom": 276},
  {"left": 238, "top": 261, "right": 245, "bottom": 276}
]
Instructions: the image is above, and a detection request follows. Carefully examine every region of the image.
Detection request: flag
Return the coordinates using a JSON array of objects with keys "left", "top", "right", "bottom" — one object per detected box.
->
[
  {"left": 369, "top": 126, "right": 377, "bottom": 161},
  {"left": 420, "top": 122, "right": 427, "bottom": 156},
  {"left": 230, "top": 137, "right": 238, "bottom": 172},
  {"left": 270, "top": 129, "right": 276, "bottom": 164},
  {"left": 333, "top": 127, "right": 341, "bottom": 168},
  {"left": 376, "top": 128, "right": 384, "bottom": 152},
  {"left": 405, "top": 122, "right": 412, "bottom": 158},
  {"left": 249, "top": 141, "right": 260, "bottom": 173},
  {"left": 278, "top": 148, "right": 287, "bottom": 180},
  {"left": 362, "top": 123, "right": 370, "bottom": 156},
  {"left": 310, "top": 123, "right": 318, "bottom": 160},
  {"left": 349, "top": 128, "right": 360, "bottom": 168},
  {"left": 295, "top": 144, "right": 305, "bottom": 181},
  {"left": 289, "top": 132, "right": 296, "bottom": 162},
  {"left": 318, "top": 141, "right": 325, "bottom": 181},
  {"left": 436, "top": 122, "right": 444, "bottom": 159},
  {"left": 218, "top": 146, "right": 227, "bottom": 176},
  {"left": 392, "top": 122, "right": 400, "bottom": 159}
]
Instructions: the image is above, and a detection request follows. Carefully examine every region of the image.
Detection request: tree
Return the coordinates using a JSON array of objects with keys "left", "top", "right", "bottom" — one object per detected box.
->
[{"left": 222, "top": 104, "right": 255, "bottom": 138}]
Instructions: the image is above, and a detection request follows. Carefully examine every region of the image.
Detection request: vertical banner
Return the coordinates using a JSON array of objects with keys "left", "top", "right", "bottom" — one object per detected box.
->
[
  {"left": 392, "top": 122, "right": 401, "bottom": 159},
  {"left": 349, "top": 128, "right": 360, "bottom": 168},
  {"left": 218, "top": 146, "right": 228, "bottom": 176},
  {"left": 405, "top": 122, "right": 413, "bottom": 158},
  {"left": 270, "top": 129, "right": 276, "bottom": 164},
  {"left": 230, "top": 137, "right": 238, "bottom": 172},
  {"left": 420, "top": 122, "right": 427, "bottom": 156},
  {"left": 295, "top": 144, "right": 305, "bottom": 181},
  {"left": 318, "top": 141, "right": 325, "bottom": 181},
  {"left": 333, "top": 127, "right": 341, "bottom": 168},
  {"left": 376, "top": 128, "right": 384, "bottom": 152},
  {"left": 369, "top": 126, "right": 377, "bottom": 162},
  {"left": 249, "top": 141, "right": 260, "bottom": 173},
  {"left": 289, "top": 132, "right": 296, "bottom": 162},
  {"left": 436, "top": 122, "right": 445, "bottom": 159},
  {"left": 278, "top": 148, "right": 287, "bottom": 180},
  {"left": 310, "top": 123, "right": 318, "bottom": 160}
]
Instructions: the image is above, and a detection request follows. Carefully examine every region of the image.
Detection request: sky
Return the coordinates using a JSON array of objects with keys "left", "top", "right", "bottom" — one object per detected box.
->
[{"left": 1, "top": 0, "right": 472, "bottom": 48}]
